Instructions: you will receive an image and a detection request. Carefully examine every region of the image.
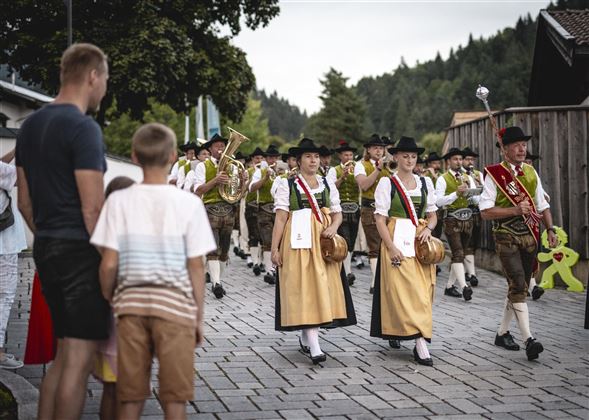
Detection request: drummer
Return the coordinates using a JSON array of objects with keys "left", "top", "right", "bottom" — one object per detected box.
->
[{"left": 370, "top": 136, "right": 438, "bottom": 365}]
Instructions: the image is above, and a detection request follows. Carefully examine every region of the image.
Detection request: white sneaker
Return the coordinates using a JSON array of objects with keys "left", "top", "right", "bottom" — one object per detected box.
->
[{"left": 0, "top": 355, "right": 23, "bottom": 369}]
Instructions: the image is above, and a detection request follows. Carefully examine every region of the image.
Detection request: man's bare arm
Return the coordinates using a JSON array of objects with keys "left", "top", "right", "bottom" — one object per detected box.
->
[
  {"left": 16, "top": 167, "right": 36, "bottom": 233},
  {"left": 75, "top": 169, "right": 104, "bottom": 235}
]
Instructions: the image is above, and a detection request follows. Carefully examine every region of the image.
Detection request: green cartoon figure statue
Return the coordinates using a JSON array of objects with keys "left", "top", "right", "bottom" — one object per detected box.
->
[{"left": 537, "top": 227, "right": 584, "bottom": 292}]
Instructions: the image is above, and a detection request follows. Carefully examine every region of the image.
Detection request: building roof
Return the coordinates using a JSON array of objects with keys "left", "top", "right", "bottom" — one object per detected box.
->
[
  {"left": 448, "top": 111, "right": 492, "bottom": 128},
  {"left": 0, "top": 80, "right": 54, "bottom": 106},
  {"left": 0, "top": 127, "right": 19, "bottom": 139},
  {"left": 548, "top": 9, "right": 589, "bottom": 46}
]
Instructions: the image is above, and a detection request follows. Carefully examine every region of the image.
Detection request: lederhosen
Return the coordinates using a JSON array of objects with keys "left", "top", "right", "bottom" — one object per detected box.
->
[
  {"left": 371, "top": 176, "right": 436, "bottom": 341},
  {"left": 360, "top": 161, "right": 391, "bottom": 259},
  {"left": 203, "top": 159, "right": 235, "bottom": 262},
  {"left": 441, "top": 171, "right": 474, "bottom": 263},
  {"left": 486, "top": 162, "right": 540, "bottom": 304},
  {"left": 256, "top": 168, "right": 276, "bottom": 252},
  {"left": 465, "top": 168, "right": 483, "bottom": 255},
  {"left": 424, "top": 171, "right": 443, "bottom": 239},
  {"left": 335, "top": 164, "right": 360, "bottom": 251},
  {"left": 275, "top": 176, "right": 356, "bottom": 331},
  {"left": 245, "top": 166, "right": 261, "bottom": 248}
]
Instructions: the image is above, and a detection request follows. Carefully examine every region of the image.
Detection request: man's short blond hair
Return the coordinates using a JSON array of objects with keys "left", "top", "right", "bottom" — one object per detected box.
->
[
  {"left": 60, "top": 43, "right": 108, "bottom": 85},
  {"left": 132, "top": 123, "right": 177, "bottom": 167}
]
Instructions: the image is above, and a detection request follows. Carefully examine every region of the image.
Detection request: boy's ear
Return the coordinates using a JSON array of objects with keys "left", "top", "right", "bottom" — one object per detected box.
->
[{"left": 131, "top": 150, "right": 140, "bottom": 165}]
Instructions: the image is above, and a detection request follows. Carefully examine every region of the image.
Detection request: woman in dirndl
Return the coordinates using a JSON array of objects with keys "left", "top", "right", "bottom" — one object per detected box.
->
[
  {"left": 271, "top": 138, "right": 356, "bottom": 364},
  {"left": 370, "top": 136, "right": 438, "bottom": 366}
]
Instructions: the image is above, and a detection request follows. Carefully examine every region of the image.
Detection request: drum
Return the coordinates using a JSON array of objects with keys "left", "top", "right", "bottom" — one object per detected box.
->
[
  {"left": 321, "top": 234, "right": 348, "bottom": 263},
  {"left": 415, "top": 236, "right": 445, "bottom": 265}
]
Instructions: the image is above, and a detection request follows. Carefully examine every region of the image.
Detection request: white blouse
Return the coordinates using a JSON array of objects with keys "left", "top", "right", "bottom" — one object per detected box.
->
[
  {"left": 374, "top": 175, "right": 437, "bottom": 217},
  {"left": 274, "top": 175, "right": 342, "bottom": 214}
]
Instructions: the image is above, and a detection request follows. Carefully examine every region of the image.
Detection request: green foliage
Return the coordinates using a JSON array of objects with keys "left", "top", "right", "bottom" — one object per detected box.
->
[
  {"left": 254, "top": 90, "right": 308, "bottom": 141},
  {"left": 304, "top": 68, "right": 366, "bottom": 149},
  {"left": 226, "top": 97, "right": 273, "bottom": 154},
  {"left": 1, "top": 1, "right": 279, "bottom": 124},
  {"left": 420, "top": 132, "right": 445, "bottom": 156}
]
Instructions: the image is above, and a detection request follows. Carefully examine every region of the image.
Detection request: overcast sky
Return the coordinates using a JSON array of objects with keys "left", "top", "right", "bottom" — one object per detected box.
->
[{"left": 231, "top": 0, "right": 549, "bottom": 114}]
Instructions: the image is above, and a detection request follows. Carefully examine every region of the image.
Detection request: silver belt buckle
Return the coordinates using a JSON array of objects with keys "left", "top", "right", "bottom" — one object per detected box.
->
[
  {"left": 449, "top": 208, "right": 473, "bottom": 221},
  {"left": 260, "top": 203, "right": 274, "bottom": 214},
  {"left": 341, "top": 202, "right": 359, "bottom": 213},
  {"left": 206, "top": 203, "right": 233, "bottom": 217}
]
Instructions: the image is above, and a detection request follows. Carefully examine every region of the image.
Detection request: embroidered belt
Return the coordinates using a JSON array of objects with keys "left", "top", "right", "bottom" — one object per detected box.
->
[
  {"left": 445, "top": 208, "right": 473, "bottom": 221},
  {"left": 492, "top": 217, "right": 529, "bottom": 236},
  {"left": 361, "top": 199, "right": 375, "bottom": 209},
  {"left": 341, "top": 202, "right": 360, "bottom": 213},
  {"left": 259, "top": 203, "right": 274, "bottom": 214},
  {"left": 205, "top": 203, "right": 234, "bottom": 217}
]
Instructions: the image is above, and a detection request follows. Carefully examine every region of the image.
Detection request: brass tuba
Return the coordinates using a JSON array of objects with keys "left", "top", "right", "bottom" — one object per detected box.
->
[{"left": 218, "top": 127, "right": 249, "bottom": 204}]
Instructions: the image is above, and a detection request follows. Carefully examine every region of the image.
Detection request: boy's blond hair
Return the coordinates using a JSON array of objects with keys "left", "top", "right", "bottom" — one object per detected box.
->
[
  {"left": 132, "top": 123, "right": 177, "bottom": 167},
  {"left": 60, "top": 43, "right": 108, "bottom": 85}
]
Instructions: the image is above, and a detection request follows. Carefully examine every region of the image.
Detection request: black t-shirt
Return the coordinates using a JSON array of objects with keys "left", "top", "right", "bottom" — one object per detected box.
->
[{"left": 15, "top": 104, "right": 106, "bottom": 240}]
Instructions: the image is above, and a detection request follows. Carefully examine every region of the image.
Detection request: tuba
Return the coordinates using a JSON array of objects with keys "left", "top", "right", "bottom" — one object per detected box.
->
[{"left": 218, "top": 127, "right": 249, "bottom": 204}]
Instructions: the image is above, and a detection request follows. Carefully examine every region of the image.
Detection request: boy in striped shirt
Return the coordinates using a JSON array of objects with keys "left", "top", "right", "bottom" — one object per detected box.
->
[{"left": 91, "top": 123, "right": 216, "bottom": 419}]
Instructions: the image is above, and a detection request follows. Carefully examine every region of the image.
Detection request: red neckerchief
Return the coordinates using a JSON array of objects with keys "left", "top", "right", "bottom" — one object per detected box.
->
[
  {"left": 389, "top": 175, "right": 418, "bottom": 227},
  {"left": 295, "top": 175, "right": 322, "bottom": 223},
  {"left": 485, "top": 162, "right": 541, "bottom": 245}
]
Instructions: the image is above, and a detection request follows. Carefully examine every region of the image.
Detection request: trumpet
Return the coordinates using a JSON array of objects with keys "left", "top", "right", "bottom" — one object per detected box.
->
[{"left": 379, "top": 155, "right": 396, "bottom": 172}]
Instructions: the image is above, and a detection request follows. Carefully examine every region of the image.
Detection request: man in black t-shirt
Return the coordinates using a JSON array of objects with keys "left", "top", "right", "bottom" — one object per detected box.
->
[{"left": 16, "top": 43, "right": 110, "bottom": 420}]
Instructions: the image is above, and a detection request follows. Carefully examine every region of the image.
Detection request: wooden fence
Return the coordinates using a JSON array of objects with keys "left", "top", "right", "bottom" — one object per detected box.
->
[{"left": 444, "top": 105, "right": 589, "bottom": 260}]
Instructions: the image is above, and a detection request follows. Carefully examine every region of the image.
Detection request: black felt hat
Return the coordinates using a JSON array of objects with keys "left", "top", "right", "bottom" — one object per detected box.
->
[
  {"left": 334, "top": 140, "right": 357, "bottom": 153},
  {"left": 234, "top": 151, "right": 247, "bottom": 161},
  {"left": 263, "top": 144, "right": 281, "bottom": 157},
  {"left": 318, "top": 145, "right": 333, "bottom": 156},
  {"left": 288, "top": 138, "right": 322, "bottom": 156},
  {"left": 442, "top": 147, "right": 464, "bottom": 160},
  {"left": 363, "top": 134, "right": 387, "bottom": 148},
  {"left": 202, "top": 133, "right": 228, "bottom": 150},
  {"left": 417, "top": 156, "right": 425, "bottom": 164},
  {"left": 281, "top": 152, "right": 294, "bottom": 162},
  {"left": 388, "top": 136, "right": 425, "bottom": 155},
  {"left": 496, "top": 126, "right": 532, "bottom": 147},
  {"left": 250, "top": 147, "right": 265, "bottom": 158},
  {"left": 424, "top": 152, "right": 442, "bottom": 163},
  {"left": 179, "top": 141, "right": 199, "bottom": 153},
  {"left": 381, "top": 136, "right": 395, "bottom": 146},
  {"left": 461, "top": 147, "right": 479, "bottom": 158}
]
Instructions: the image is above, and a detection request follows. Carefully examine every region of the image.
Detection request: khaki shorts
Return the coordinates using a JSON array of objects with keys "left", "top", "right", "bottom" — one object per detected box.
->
[{"left": 117, "top": 315, "right": 195, "bottom": 402}]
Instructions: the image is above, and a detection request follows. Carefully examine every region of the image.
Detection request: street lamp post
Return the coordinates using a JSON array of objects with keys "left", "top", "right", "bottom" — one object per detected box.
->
[{"left": 66, "top": 0, "right": 72, "bottom": 46}]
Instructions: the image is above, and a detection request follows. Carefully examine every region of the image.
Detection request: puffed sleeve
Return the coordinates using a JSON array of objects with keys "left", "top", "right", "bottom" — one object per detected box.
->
[
  {"left": 354, "top": 161, "right": 367, "bottom": 177},
  {"left": 374, "top": 177, "right": 392, "bottom": 217},
  {"left": 327, "top": 178, "right": 341, "bottom": 213},
  {"left": 273, "top": 177, "right": 290, "bottom": 212},
  {"left": 424, "top": 176, "right": 438, "bottom": 213},
  {"left": 479, "top": 173, "right": 498, "bottom": 211}
]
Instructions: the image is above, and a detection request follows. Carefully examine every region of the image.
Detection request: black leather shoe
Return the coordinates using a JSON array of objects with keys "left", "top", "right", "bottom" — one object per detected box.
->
[
  {"left": 205, "top": 272, "right": 211, "bottom": 283},
  {"left": 369, "top": 287, "right": 374, "bottom": 295},
  {"left": 239, "top": 250, "right": 247, "bottom": 259},
  {"left": 413, "top": 347, "right": 433, "bottom": 366},
  {"left": 264, "top": 273, "right": 276, "bottom": 285},
  {"left": 531, "top": 286, "right": 544, "bottom": 301},
  {"left": 212, "top": 284, "right": 225, "bottom": 299},
  {"left": 233, "top": 246, "right": 240, "bottom": 256},
  {"left": 495, "top": 332, "right": 520, "bottom": 350},
  {"left": 253, "top": 264, "right": 261, "bottom": 276},
  {"left": 260, "top": 263, "right": 266, "bottom": 273},
  {"left": 444, "top": 286, "right": 462, "bottom": 298},
  {"left": 436, "top": 266, "right": 441, "bottom": 275},
  {"left": 298, "top": 336, "right": 310, "bottom": 354},
  {"left": 311, "top": 353, "right": 327, "bottom": 365},
  {"left": 246, "top": 258, "right": 253, "bottom": 268},
  {"left": 389, "top": 339, "right": 401, "bottom": 349},
  {"left": 525, "top": 337, "right": 544, "bottom": 361},
  {"left": 346, "top": 273, "right": 355, "bottom": 286},
  {"left": 462, "top": 286, "right": 473, "bottom": 301},
  {"left": 356, "top": 261, "right": 365, "bottom": 269},
  {"left": 468, "top": 275, "right": 479, "bottom": 287}
]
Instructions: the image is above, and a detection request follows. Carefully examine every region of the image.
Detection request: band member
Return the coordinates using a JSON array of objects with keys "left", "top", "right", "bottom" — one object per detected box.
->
[
  {"left": 354, "top": 134, "right": 391, "bottom": 293},
  {"left": 424, "top": 152, "right": 444, "bottom": 241},
  {"left": 461, "top": 147, "right": 484, "bottom": 287},
  {"left": 318, "top": 146, "right": 333, "bottom": 177},
  {"left": 327, "top": 141, "right": 360, "bottom": 285},
  {"left": 370, "top": 136, "right": 438, "bottom": 365},
  {"left": 170, "top": 141, "right": 198, "bottom": 186},
  {"left": 480, "top": 126, "right": 556, "bottom": 360},
  {"left": 231, "top": 151, "right": 248, "bottom": 259},
  {"left": 271, "top": 138, "right": 356, "bottom": 364},
  {"left": 245, "top": 147, "right": 265, "bottom": 273},
  {"left": 435, "top": 147, "right": 477, "bottom": 301},
  {"left": 191, "top": 134, "right": 236, "bottom": 299},
  {"left": 249, "top": 145, "right": 281, "bottom": 284},
  {"left": 414, "top": 156, "right": 425, "bottom": 175}
]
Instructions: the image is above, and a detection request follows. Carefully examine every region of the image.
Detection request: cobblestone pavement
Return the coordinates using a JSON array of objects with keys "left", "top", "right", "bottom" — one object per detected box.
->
[{"left": 5, "top": 254, "right": 589, "bottom": 419}]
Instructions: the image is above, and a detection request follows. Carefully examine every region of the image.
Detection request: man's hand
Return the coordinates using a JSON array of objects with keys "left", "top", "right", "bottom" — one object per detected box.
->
[
  {"left": 547, "top": 230, "right": 558, "bottom": 248},
  {"left": 517, "top": 200, "right": 532, "bottom": 216},
  {"left": 457, "top": 183, "right": 468, "bottom": 196},
  {"left": 215, "top": 171, "right": 230, "bottom": 185},
  {"left": 195, "top": 321, "right": 205, "bottom": 347}
]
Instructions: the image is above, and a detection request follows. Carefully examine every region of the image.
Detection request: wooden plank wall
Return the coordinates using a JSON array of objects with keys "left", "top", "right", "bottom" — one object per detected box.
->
[{"left": 445, "top": 108, "right": 589, "bottom": 259}]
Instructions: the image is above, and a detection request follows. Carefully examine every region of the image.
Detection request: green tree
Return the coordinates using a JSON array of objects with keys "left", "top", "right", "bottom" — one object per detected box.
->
[
  {"left": 420, "top": 132, "right": 445, "bottom": 156},
  {"left": 225, "top": 97, "right": 274, "bottom": 154},
  {"left": 305, "top": 68, "right": 366, "bottom": 148},
  {"left": 1, "top": 1, "right": 279, "bottom": 124}
]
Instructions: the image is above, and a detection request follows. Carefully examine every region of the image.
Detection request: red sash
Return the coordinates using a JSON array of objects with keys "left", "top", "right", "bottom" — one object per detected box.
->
[
  {"left": 295, "top": 175, "right": 322, "bottom": 223},
  {"left": 485, "top": 162, "right": 541, "bottom": 245}
]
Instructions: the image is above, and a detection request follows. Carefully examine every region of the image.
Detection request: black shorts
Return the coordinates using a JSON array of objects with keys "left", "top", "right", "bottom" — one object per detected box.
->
[{"left": 33, "top": 238, "right": 110, "bottom": 340}]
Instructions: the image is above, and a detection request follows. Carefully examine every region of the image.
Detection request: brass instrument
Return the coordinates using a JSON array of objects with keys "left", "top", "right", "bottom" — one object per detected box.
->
[
  {"left": 287, "top": 167, "right": 299, "bottom": 178},
  {"left": 380, "top": 155, "right": 396, "bottom": 172},
  {"left": 218, "top": 127, "right": 250, "bottom": 204},
  {"left": 267, "top": 163, "right": 277, "bottom": 181},
  {"left": 343, "top": 160, "right": 355, "bottom": 171}
]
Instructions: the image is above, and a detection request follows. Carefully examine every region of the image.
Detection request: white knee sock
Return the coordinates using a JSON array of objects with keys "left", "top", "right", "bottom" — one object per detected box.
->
[
  {"left": 300, "top": 330, "right": 308, "bottom": 347},
  {"left": 263, "top": 251, "right": 273, "bottom": 273},
  {"left": 369, "top": 258, "right": 378, "bottom": 287},
  {"left": 529, "top": 277, "right": 537, "bottom": 290},
  {"left": 464, "top": 255, "right": 476, "bottom": 277},
  {"left": 446, "top": 265, "right": 456, "bottom": 288},
  {"left": 415, "top": 337, "right": 430, "bottom": 359},
  {"left": 208, "top": 260, "right": 221, "bottom": 286},
  {"left": 220, "top": 260, "right": 227, "bottom": 279},
  {"left": 343, "top": 252, "right": 352, "bottom": 275},
  {"left": 498, "top": 298, "right": 515, "bottom": 335},
  {"left": 251, "top": 246, "right": 260, "bottom": 265},
  {"left": 451, "top": 263, "right": 467, "bottom": 289},
  {"left": 231, "top": 229, "right": 240, "bottom": 248},
  {"left": 305, "top": 328, "right": 322, "bottom": 357},
  {"left": 512, "top": 302, "right": 532, "bottom": 342}
]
